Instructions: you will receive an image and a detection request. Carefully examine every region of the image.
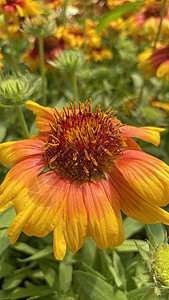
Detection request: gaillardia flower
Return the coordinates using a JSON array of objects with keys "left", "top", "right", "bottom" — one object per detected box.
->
[
  {"left": 1, "top": 100, "right": 169, "bottom": 260},
  {"left": 138, "top": 47, "right": 169, "bottom": 81},
  {"left": 0, "top": 0, "right": 41, "bottom": 21},
  {"left": 127, "top": 0, "right": 169, "bottom": 42}
]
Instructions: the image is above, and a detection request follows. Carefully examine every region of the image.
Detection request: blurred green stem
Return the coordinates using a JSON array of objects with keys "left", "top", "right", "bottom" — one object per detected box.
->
[
  {"left": 5, "top": 19, "right": 20, "bottom": 74},
  {"left": 38, "top": 36, "right": 47, "bottom": 106},
  {"left": 140, "top": 288, "right": 154, "bottom": 300},
  {"left": 15, "top": 105, "right": 29, "bottom": 139},
  {"left": 73, "top": 72, "right": 79, "bottom": 101},
  {"left": 83, "top": 3, "right": 87, "bottom": 54},
  {"left": 139, "top": 0, "right": 167, "bottom": 102},
  {"left": 154, "top": 0, "right": 167, "bottom": 49},
  {"left": 63, "top": 0, "right": 69, "bottom": 26}
]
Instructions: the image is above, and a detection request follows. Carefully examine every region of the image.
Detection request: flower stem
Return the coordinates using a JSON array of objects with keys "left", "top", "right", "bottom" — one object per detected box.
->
[
  {"left": 5, "top": 19, "right": 20, "bottom": 74},
  {"left": 38, "top": 36, "right": 47, "bottom": 106},
  {"left": 15, "top": 105, "right": 29, "bottom": 139},
  {"left": 73, "top": 72, "right": 79, "bottom": 101},
  {"left": 83, "top": 3, "right": 87, "bottom": 54},
  {"left": 140, "top": 288, "right": 154, "bottom": 300},
  {"left": 154, "top": 0, "right": 167, "bottom": 49},
  {"left": 63, "top": 0, "right": 69, "bottom": 26}
]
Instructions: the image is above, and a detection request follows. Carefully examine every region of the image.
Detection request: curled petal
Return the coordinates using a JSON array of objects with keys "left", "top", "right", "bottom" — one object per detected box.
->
[
  {"left": 25, "top": 100, "right": 56, "bottom": 131},
  {"left": 123, "top": 137, "right": 141, "bottom": 150},
  {"left": 114, "top": 150, "right": 169, "bottom": 206},
  {"left": 120, "top": 125, "right": 165, "bottom": 146}
]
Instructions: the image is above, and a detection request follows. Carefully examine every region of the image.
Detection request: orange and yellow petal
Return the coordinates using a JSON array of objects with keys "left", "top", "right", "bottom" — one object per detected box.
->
[
  {"left": 53, "top": 220, "right": 66, "bottom": 261},
  {"left": 63, "top": 181, "right": 87, "bottom": 253},
  {"left": 96, "top": 178, "right": 125, "bottom": 246},
  {"left": 0, "top": 139, "right": 44, "bottom": 167},
  {"left": 7, "top": 172, "right": 70, "bottom": 244},
  {"left": 156, "top": 61, "right": 169, "bottom": 81},
  {"left": 0, "top": 156, "right": 46, "bottom": 212},
  {"left": 83, "top": 180, "right": 124, "bottom": 249},
  {"left": 25, "top": 100, "right": 56, "bottom": 131},
  {"left": 107, "top": 167, "right": 169, "bottom": 225},
  {"left": 151, "top": 101, "right": 169, "bottom": 114},
  {"left": 137, "top": 48, "right": 155, "bottom": 78},
  {"left": 123, "top": 137, "right": 141, "bottom": 150},
  {"left": 120, "top": 125, "right": 165, "bottom": 146},
  {"left": 114, "top": 149, "right": 169, "bottom": 206}
]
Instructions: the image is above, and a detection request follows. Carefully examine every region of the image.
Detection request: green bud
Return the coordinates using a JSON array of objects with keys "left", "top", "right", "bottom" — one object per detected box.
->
[
  {"left": 136, "top": 227, "right": 169, "bottom": 298},
  {"left": 48, "top": 50, "right": 86, "bottom": 71},
  {"left": 21, "top": 15, "right": 56, "bottom": 38},
  {"left": 155, "top": 244, "right": 169, "bottom": 287},
  {"left": 0, "top": 73, "right": 41, "bottom": 107}
]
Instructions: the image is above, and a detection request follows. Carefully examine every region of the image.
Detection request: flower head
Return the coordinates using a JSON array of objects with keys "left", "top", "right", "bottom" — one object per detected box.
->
[
  {"left": 127, "top": 1, "right": 169, "bottom": 42},
  {"left": 21, "top": 29, "right": 67, "bottom": 71},
  {"left": 0, "top": 73, "right": 41, "bottom": 107},
  {"left": 22, "top": 16, "right": 56, "bottom": 38},
  {"left": 138, "top": 47, "right": 169, "bottom": 81},
  {"left": 0, "top": 0, "right": 41, "bottom": 21},
  {"left": 0, "top": 100, "right": 169, "bottom": 260}
]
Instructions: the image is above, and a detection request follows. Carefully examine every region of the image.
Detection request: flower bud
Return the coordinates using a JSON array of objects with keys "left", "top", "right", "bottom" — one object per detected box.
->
[
  {"left": 0, "top": 73, "right": 41, "bottom": 107},
  {"left": 21, "top": 15, "right": 56, "bottom": 38}
]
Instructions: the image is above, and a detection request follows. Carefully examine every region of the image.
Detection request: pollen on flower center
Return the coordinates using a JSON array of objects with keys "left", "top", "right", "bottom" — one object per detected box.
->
[{"left": 42, "top": 100, "right": 124, "bottom": 182}]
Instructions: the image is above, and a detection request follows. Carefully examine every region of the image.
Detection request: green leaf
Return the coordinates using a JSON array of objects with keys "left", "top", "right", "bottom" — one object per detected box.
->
[
  {"left": 0, "top": 206, "right": 16, "bottom": 255},
  {"left": 96, "top": 1, "right": 145, "bottom": 33},
  {"left": 127, "top": 286, "right": 154, "bottom": 300},
  {"left": 18, "top": 245, "right": 53, "bottom": 262},
  {"left": 40, "top": 262, "right": 58, "bottom": 288},
  {"left": 134, "top": 241, "right": 150, "bottom": 263},
  {"left": 0, "top": 121, "right": 7, "bottom": 142},
  {"left": 0, "top": 262, "right": 15, "bottom": 279},
  {"left": 114, "top": 290, "right": 128, "bottom": 300},
  {"left": 105, "top": 253, "right": 123, "bottom": 288},
  {"left": 12, "top": 242, "right": 37, "bottom": 255},
  {"left": 115, "top": 240, "right": 148, "bottom": 252},
  {"left": 59, "top": 260, "right": 73, "bottom": 293},
  {"left": 74, "top": 270, "right": 114, "bottom": 300},
  {"left": 146, "top": 223, "right": 165, "bottom": 244},
  {"left": 112, "top": 251, "right": 125, "bottom": 289},
  {"left": 123, "top": 217, "right": 145, "bottom": 239},
  {"left": 82, "top": 262, "right": 107, "bottom": 282},
  {"left": 146, "top": 226, "right": 156, "bottom": 248},
  {"left": 0, "top": 285, "right": 56, "bottom": 299},
  {"left": 81, "top": 237, "right": 97, "bottom": 266}
]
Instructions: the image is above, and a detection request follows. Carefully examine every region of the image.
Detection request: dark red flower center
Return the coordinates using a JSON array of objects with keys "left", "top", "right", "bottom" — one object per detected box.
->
[
  {"left": 42, "top": 100, "right": 124, "bottom": 182},
  {"left": 144, "top": 6, "right": 167, "bottom": 19},
  {"left": 34, "top": 35, "right": 65, "bottom": 54}
]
